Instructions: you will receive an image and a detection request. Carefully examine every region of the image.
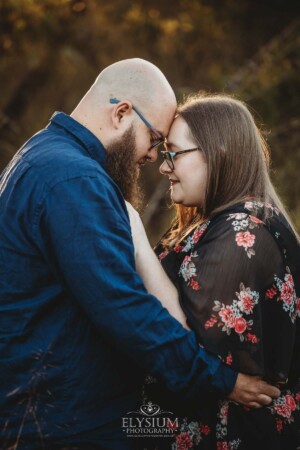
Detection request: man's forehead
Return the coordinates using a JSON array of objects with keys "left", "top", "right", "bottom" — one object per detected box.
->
[{"left": 153, "top": 112, "right": 177, "bottom": 138}]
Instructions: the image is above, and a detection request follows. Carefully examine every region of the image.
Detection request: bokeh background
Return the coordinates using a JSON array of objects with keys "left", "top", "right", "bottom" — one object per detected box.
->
[{"left": 1, "top": 0, "right": 299, "bottom": 244}]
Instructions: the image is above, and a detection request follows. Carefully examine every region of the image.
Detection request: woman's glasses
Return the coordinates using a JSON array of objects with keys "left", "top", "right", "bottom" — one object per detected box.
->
[{"left": 161, "top": 147, "right": 201, "bottom": 171}]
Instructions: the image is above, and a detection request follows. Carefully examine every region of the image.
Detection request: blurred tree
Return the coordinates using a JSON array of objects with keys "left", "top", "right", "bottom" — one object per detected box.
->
[{"left": 0, "top": 0, "right": 299, "bottom": 241}]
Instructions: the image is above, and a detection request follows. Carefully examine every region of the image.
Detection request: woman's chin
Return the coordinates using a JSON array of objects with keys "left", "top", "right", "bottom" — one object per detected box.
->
[{"left": 170, "top": 194, "right": 182, "bottom": 205}]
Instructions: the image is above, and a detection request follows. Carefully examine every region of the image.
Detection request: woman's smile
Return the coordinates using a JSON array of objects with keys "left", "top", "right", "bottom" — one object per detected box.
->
[{"left": 169, "top": 178, "right": 179, "bottom": 187}]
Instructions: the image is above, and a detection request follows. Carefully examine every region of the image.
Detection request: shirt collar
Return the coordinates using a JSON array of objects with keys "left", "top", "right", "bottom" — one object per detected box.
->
[{"left": 48, "top": 112, "right": 107, "bottom": 168}]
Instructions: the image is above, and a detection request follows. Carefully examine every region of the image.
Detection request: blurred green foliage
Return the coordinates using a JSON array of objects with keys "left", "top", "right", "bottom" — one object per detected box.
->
[{"left": 0, "top": 0, "right": 299, "bottom": 243}]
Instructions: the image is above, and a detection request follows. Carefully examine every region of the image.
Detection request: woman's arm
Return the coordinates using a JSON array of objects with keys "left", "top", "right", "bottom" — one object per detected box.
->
[
  {"left": 126, "top": 202, "right": 189, "bottom": 329},
  {"left": 126, "top": 203, "right": 281, "bottom": 407}
]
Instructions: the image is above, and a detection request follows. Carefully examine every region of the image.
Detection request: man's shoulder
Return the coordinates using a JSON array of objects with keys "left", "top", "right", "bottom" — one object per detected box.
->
[{"left": 21, "top": 127, "right": 109, "bottom": 187}]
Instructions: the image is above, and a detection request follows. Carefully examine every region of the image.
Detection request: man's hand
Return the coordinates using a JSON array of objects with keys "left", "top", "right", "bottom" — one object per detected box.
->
[{"left": 228, "top": 373, "right": 280, "bottom": 408}]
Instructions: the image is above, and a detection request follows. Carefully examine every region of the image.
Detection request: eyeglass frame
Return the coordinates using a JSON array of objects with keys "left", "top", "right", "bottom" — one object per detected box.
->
[
  {"left": 109, "top": 98, "right": 166, "bottom": 151},
  {"left": 161, "top": 147, "right": 201, "bottom": 171}
]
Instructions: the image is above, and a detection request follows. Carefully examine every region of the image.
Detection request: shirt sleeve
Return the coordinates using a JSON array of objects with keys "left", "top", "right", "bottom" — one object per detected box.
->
[
  {"left": 34, "top": 173, "right": 237, "bottom": 399},
  {"left": 165, "top": 212, "right": 297, "bottom": 383}
]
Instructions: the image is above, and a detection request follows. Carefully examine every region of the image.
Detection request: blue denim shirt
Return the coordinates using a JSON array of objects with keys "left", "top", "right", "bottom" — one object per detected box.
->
[{"left": 0, "top": 112, "right": 237, "bottom": 448}]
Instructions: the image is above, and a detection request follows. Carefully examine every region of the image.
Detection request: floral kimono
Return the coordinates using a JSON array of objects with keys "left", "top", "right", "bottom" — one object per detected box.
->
[{"left": 143, "top": 200, "right": 300, "bottom": 450}]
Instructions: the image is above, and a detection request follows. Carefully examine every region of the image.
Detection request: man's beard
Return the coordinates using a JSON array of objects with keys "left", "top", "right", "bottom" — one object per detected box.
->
[{"left": 105, "top": 126, "right": 144, "bottom": 211}]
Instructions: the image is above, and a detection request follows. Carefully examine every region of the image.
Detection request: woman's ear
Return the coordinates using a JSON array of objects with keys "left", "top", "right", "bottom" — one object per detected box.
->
[{"left": 111, "top": 101, "right": 132, "bottom": 129}]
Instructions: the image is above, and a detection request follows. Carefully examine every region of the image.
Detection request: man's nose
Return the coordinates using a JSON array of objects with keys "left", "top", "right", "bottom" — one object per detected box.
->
[{"left": 147, "top": 147, "right": 158, "bottom": 162}]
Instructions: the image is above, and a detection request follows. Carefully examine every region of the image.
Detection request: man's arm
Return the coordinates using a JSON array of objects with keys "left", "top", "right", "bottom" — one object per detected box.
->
[{"left": 35, "top": 174, "right": 279, "bottom": 405}]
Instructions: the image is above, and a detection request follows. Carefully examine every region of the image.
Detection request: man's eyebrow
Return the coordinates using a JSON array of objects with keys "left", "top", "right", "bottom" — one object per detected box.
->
[{"left": 152, "top": 128, "right": 165, "bottom": 138}]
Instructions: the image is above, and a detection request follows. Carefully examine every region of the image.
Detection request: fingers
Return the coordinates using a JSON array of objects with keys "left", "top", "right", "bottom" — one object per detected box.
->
[
  {"left": 257, "top": 381, "right": 280, "bottom": 399},
  {"left": 247, "top": 402, "right": 261, "bottom": 408},
  {"left": 227, "top": 373, "right": 281, "bottom": 408},
  {"left": 256, "top": 394, "right": 273, "bottom": 406},
  {"left": 247, "top": 381, "right": 280, "bottom": 406},
  {"left": 239, "top": 394, "right": 272, "bottom": 407},
  {"left": 244, "top": 394, "right": 272, "bottom": 408}
]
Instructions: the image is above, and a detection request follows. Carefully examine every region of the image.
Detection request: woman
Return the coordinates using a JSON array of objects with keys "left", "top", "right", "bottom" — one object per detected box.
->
[{"left": 127, "top": 93, "right": 300, "bottom": 450}]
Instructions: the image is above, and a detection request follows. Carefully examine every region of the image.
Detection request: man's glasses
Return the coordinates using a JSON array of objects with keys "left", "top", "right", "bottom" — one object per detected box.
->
[
  {"left": 109, "top": 98, "right": 166, "bottom": 151},
  {"left": 161, "top": 147, "right": 201, "bottom": 171}
]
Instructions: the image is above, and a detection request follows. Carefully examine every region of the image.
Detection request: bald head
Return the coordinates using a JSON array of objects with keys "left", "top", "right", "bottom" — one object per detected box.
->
[
  {"left": 71, "top": 58, "right": 177, "bottom": 143},
  {"left": 93, "top": 58, "right": 175, "bottom": 112}
]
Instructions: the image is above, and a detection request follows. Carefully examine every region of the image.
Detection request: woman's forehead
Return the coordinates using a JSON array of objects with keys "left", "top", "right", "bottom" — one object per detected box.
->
[{"left": 167, "top": 117, "right": 194, "bottom": 145}]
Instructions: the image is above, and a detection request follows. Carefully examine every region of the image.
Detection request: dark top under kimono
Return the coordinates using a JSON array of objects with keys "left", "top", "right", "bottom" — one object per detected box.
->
[{"left": 143, "top": 200, "right": 300, "bottom": 450}]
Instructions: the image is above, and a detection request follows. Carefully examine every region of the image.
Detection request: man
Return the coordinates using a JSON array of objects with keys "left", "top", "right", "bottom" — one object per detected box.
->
[{"left": 0, "top": 59, "right": 279, "bottom": 449}]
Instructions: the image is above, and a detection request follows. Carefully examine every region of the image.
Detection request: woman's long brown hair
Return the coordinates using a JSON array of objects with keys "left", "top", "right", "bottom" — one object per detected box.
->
[{"left": 163, "top": 92, "right": 299, "bottom": 247}]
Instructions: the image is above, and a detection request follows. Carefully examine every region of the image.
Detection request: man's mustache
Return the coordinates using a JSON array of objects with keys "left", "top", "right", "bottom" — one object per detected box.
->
[{"left": 138, "top": 158, "right": 147, "bottom": 166}]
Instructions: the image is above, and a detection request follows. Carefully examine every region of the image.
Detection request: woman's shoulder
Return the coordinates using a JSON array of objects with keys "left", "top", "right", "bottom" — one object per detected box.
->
[
  {"left": 208, "top": 200, "right": 300, "bottom": 281},
  {"left": 155, "top": 200, "right": 271, "bottom": 261},
  {"left": 198, "top": 200, "right": 269, "bottom": 243},
  {"left": 209, "top": 199, "right": 294, "bottom": 238},
  {"left": 156, "top": 199, "right": 299, "bottom": 267},
  {"left": 210, "top": 199, "right": 279, "bottom": 224}
]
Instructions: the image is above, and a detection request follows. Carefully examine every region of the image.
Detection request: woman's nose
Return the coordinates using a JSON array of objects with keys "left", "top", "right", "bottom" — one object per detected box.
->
[{"left": 159, "top": 160, "right": 172, "bottom": 175}]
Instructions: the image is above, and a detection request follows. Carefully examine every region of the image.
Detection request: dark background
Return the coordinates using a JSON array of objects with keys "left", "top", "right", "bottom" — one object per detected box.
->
[{"left": 1, "top": 0, "right": 299, "bottom": 243}]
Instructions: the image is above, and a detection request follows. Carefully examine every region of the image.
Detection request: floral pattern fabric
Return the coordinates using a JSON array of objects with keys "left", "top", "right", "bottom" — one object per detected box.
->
[
  {"left": 205, "top": 282, "right": 260, "bottom": 343},
  {"left": 142, "top": 200, "right": 300, "bottom": 450}
]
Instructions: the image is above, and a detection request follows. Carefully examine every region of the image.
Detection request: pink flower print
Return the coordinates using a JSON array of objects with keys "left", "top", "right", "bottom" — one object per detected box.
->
[
  {"left": 235, "top": 231, "right": 256, "bottom": 248},
  {"left": 285, "top": 395, "right": 296, "bottom": 411},
  {"left": 276, "top": 418, "right": 283, "bottom": 432},
  {"left": 174, "top": 245, "right": 184, "bottom": 253},
  {"left": 274, "top": 272, "right": 297, "bottom": 321},
  {"left": 188, "top": 278, "right": 200, "bottom": 291},
  {"left": 200, "top": 424, "right": 211, "bottom": 435},
  {"left": 217, "top": 441, "right": 229, "bottom": 450},
  {"left": 192, "top": 228, "right": 202, "bottom": 243},
  {"left": 192, "top": 223, "right": 209, "bottom": 244},
  {"left": 246, "top": 332, "right": 259, "bottom": 343},
  {"left": 234, "top": 317, "right": 247, "bottom": 334},
  {"left": 244, "top": 201, "right": 254, "bottom": 210},
  {"left": 175, "top": 432, "right": 193, "bottom": 450},
  {"left": 225, "top": 353, "right": 233, "bottom": 365},
  {"left": 285, "top": 273, "right": 293, "bottom": 284},
  {"left": 237, "top": 290, "right": 255, "bottom": 314},
  {"left": 159, "top": 251, "right": 168, "bottom": 261},
  {"left": 295, "top": 393, "right": 300, "bottom": 403},
  {"left": 275, "top": 403, "right": 292, "bottom": 419},
  {"left": 266, "top": 287, "right": 277, "bottom": 299},
  {"left": 249, "top": 215, "right": 263, "bottom": 224},
  {"left": 280, "top": 281, "right": 294, "bottom": 305},
  {"left": 204, "top": 316, "right": 218, "bottom": 329},
  {"left": 219, "top": 306, "right": 236, "bottom": 328}
]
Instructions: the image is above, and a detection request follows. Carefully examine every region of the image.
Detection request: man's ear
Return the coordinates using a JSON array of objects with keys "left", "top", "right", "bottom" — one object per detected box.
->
[{"left": 111, "top": 101, "right": 132, "bottom": 129}]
